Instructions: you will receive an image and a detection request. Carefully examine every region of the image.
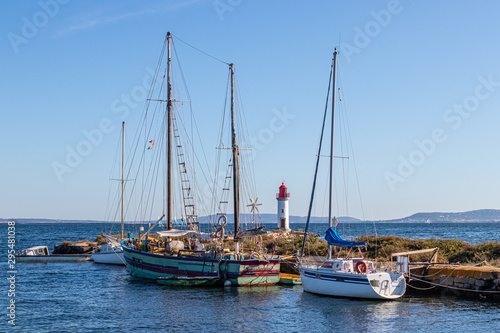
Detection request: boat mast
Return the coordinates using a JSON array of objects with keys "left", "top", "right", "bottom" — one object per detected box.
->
[
  {"left": 230, "top": 63, "right": 240, "bottom": 256},
  {"left": 327, "top": 48, "right": 338, "bottom": 260},
  {"left": 121, "top": 121, "right": 125, "bottom": 239},
  {"left": 300, "top": 51, "right": 335, "bottom": 258},
  {"left": 167, "top": 32, "right": 173, "bottom": 230}
]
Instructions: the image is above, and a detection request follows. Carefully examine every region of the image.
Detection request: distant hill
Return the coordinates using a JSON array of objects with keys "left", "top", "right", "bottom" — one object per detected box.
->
[
  {"left": 378, "top": 209, "right": 500, "bottom": 223},
  {"left": 2, "top": 209, "right": 500, "bottom": 224}
]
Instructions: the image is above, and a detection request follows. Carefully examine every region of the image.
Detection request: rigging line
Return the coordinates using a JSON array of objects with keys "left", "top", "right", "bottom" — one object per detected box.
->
[
  {"left": 301, "top": 58, "right": 334, "bottom": 257},
  {"left": 123, "top": 47, "right": 167, "bottom": 215},
  {"left": 172, "top": 117, "right": 185, "bottom": 221},
  {"left": 128, "top": 39, "right": 167, "bottom": 161},
  {"left": 406, "top": 283, "right": 437, "bottom": 291},
  {"left": 213, "top": 70, "right": 231, "bottom": 217},
  {"left": 171, "top": 39, "right": 195, "bottom": 155},
  {"left": 173, "top": 40, "right": 216, "bottom": 202},
  {"left": 337, "top": 68, "right": 370, "bottom": 238},
  {"left": 128, "top": 100, "right": 165, "bottom": 224},
  {"left": 234, "top": 76, "right": 257, "bottom": 198},
  {"left": 337, "top": 85, "right": 351, "bottom": 237},
  {"left": 125, "top": 77, "right": 165, "bottom": 222},
  {"left": 132, "top": 113, "right": 161, "bottom": 223},
  {"left": 105, "top": 131, "right": 123, "bottom": 224},
  {"left": 216, "top": 159, "right": 232, "bottom": 216},
  {"left": 406, "top": 275, "right": 500, "bottom": 293},
  {"left": 185, "top": 134, "right": 213, "bottom": 217},
  {"left": 174, "top": 110, "right": 210, "bottom": 223},
  {"left": 337, "top": 67, "right": 368, "bottom": 242},
  {"left": 172, "top": 33, "right": 230, "bottom": 66},
  {"left": 154, "top": 118, "right": 168, "bottom": 222},
  {"left": 174, "top": 97, "right": 215, "bottom": 216},
  {"left": 132, "top": 116, "right": 164, "bottom": 225}
]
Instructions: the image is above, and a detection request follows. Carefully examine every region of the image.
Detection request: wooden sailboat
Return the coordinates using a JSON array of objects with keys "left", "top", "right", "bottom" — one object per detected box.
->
[
  {"left": 298, "top": 49, "right": 406, "bottom": 300},
  {"left": 121, "top": 32, "right": 220, "bottom": 286},
  {"left": 218, "top": 64, "right": 280, "bottom": 286}
]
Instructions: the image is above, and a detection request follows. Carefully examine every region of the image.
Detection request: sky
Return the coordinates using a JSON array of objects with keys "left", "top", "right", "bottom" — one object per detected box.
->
[{"left": 2, "top": 0, "right": 500, "bottom": 221}]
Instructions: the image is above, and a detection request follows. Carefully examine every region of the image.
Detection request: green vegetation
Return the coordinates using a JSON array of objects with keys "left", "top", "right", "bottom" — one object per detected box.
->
[
  {"left": 359, "top": 235, "right": 500, "bottom": 266},
  {"left": 260, "top": 233, "right": 500, "bottom": 267}
]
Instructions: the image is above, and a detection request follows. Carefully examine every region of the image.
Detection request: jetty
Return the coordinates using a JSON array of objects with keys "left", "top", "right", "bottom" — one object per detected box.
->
[
  {"left": 392, "top": 248, "right": 500, "bottom": 301},
  {"left": 407, "top": 265, "right": 500, "bottom": 301}
]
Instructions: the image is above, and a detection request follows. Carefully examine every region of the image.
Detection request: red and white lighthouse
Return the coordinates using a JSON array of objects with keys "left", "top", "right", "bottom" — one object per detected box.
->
[{"left": 276, "top": 182, "right": 290, "bottom": 230}]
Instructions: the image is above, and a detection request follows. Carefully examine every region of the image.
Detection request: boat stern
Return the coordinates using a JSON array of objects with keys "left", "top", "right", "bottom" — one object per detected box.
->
[{"left": 367, "top": 271, "right": 406, "bottom": 299}]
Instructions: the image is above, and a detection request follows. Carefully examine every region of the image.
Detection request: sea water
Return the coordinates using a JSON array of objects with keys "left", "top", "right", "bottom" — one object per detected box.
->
[{"left": 1, "top": 222, "right": 499, "bottom": 332}]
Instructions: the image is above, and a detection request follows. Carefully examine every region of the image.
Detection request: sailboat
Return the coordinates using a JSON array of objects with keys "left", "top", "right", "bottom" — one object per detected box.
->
[
  {"left": 217, "top": 64, "right": 280, "bottom": 286},
  {"left": 92, "top": 122, "right": 126, "bottom": 265},
  {"left": 298, "top": 49, "right": 406, "bottom": 300},
  {"left": 121, "top": 32, "right": 220, "bottom": 286},
  {"left": 92, "top": 235, "right": 125, "bottom": 265}
]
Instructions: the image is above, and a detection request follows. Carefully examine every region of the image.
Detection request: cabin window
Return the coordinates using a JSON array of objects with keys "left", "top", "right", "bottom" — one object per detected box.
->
[{"left": 321, "top": 262, "right": 333, "bottom": 268}]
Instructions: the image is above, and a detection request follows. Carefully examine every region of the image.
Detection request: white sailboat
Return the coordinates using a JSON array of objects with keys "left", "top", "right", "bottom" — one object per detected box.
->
[
  {"left": 92, "top": 235, "right": 125, "bottom": 265},
  {"left": 298, "top": 48, "right": 406, "bottom": 300},
  {"left": 92, "top": 122, "right": 126, "bottom": 265}
]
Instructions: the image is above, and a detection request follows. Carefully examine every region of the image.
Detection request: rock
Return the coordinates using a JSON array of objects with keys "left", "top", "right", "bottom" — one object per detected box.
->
[
  {"left": 53, "top": 240, "right": 96, "bottom": 254},
  {"left": 475, "top": 279, "right": 487, "bottom": 287}
]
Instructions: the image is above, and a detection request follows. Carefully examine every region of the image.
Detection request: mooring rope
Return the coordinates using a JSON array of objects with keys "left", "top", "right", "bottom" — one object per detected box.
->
[{"left": 406, "top": 274, "right": 500, "bottom": 294}]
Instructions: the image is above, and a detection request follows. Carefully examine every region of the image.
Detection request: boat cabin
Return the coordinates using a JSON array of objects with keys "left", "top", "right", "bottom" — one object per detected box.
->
[
  {"left": 320, "top": 258, "right": 375, "bottom": 274},
  {"left": 21, "top": 246, "right": 50, "bottom": 256}
]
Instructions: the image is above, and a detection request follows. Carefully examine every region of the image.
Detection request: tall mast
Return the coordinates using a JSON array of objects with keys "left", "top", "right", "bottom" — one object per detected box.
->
[
  {"left": 230, "top": 63, "right": 240, "bottom": 256},
  {"left": 121, "top": 121, "right": 125, "bottom": 239},
  {"left": 327, "top": 48, "right": 338, "bottom": 260},
  {"left": 167, "top": 32, "right": 173, "bottom": 230}
]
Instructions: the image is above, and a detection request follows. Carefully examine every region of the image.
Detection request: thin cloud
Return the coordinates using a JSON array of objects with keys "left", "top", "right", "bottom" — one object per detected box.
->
[{"left": 56, "top": 0, "right": 203, "bottom": 37}]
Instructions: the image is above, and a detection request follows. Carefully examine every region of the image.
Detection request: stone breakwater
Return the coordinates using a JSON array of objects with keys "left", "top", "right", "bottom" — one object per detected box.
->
[{"left": 409, "top": 265, "right": 500, "bottom": 301}]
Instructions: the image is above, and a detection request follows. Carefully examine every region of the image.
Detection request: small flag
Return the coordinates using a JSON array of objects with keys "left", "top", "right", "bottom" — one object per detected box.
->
[{"left": 147, "top": 140, "right": 155, "bottom": 150}]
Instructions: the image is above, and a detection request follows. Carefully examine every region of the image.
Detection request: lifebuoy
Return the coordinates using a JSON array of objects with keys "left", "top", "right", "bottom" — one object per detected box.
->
[
  {"left": 355, "top": 261, "right": 367, "bottom": 274},
  {"left": 217, "top": 215, "right": 228, "bottom": 227},
  {"left": 215, "top": 215, "right": 228, "bottom": 238}
]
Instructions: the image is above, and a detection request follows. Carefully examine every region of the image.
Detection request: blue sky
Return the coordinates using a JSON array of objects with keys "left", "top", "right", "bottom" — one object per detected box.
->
[{"left": 2, "top": 0, "right": 500, "bottom": 221}]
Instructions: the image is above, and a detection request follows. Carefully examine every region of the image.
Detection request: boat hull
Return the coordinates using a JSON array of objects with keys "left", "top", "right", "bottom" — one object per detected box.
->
[
  {"left": 156, "top": 276, "right": 220, "bottom": 286},
  {"left": 220, "top": 258, "right": 280, "bottom": 286},
  {"left": 299, "top": 266, "right": 406, "bottom": 300},
  {"left": 15, "top": 254, "right": 91, "bottom": 263},
  {"left": 92, "top": 251, "right": 125, "bottom": 265},
  {"left": 122, "top": 241, "right": 220, "bottom": 283},
  {"left": 279, "top": 273, "right": 302, "bottom": 285}
]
